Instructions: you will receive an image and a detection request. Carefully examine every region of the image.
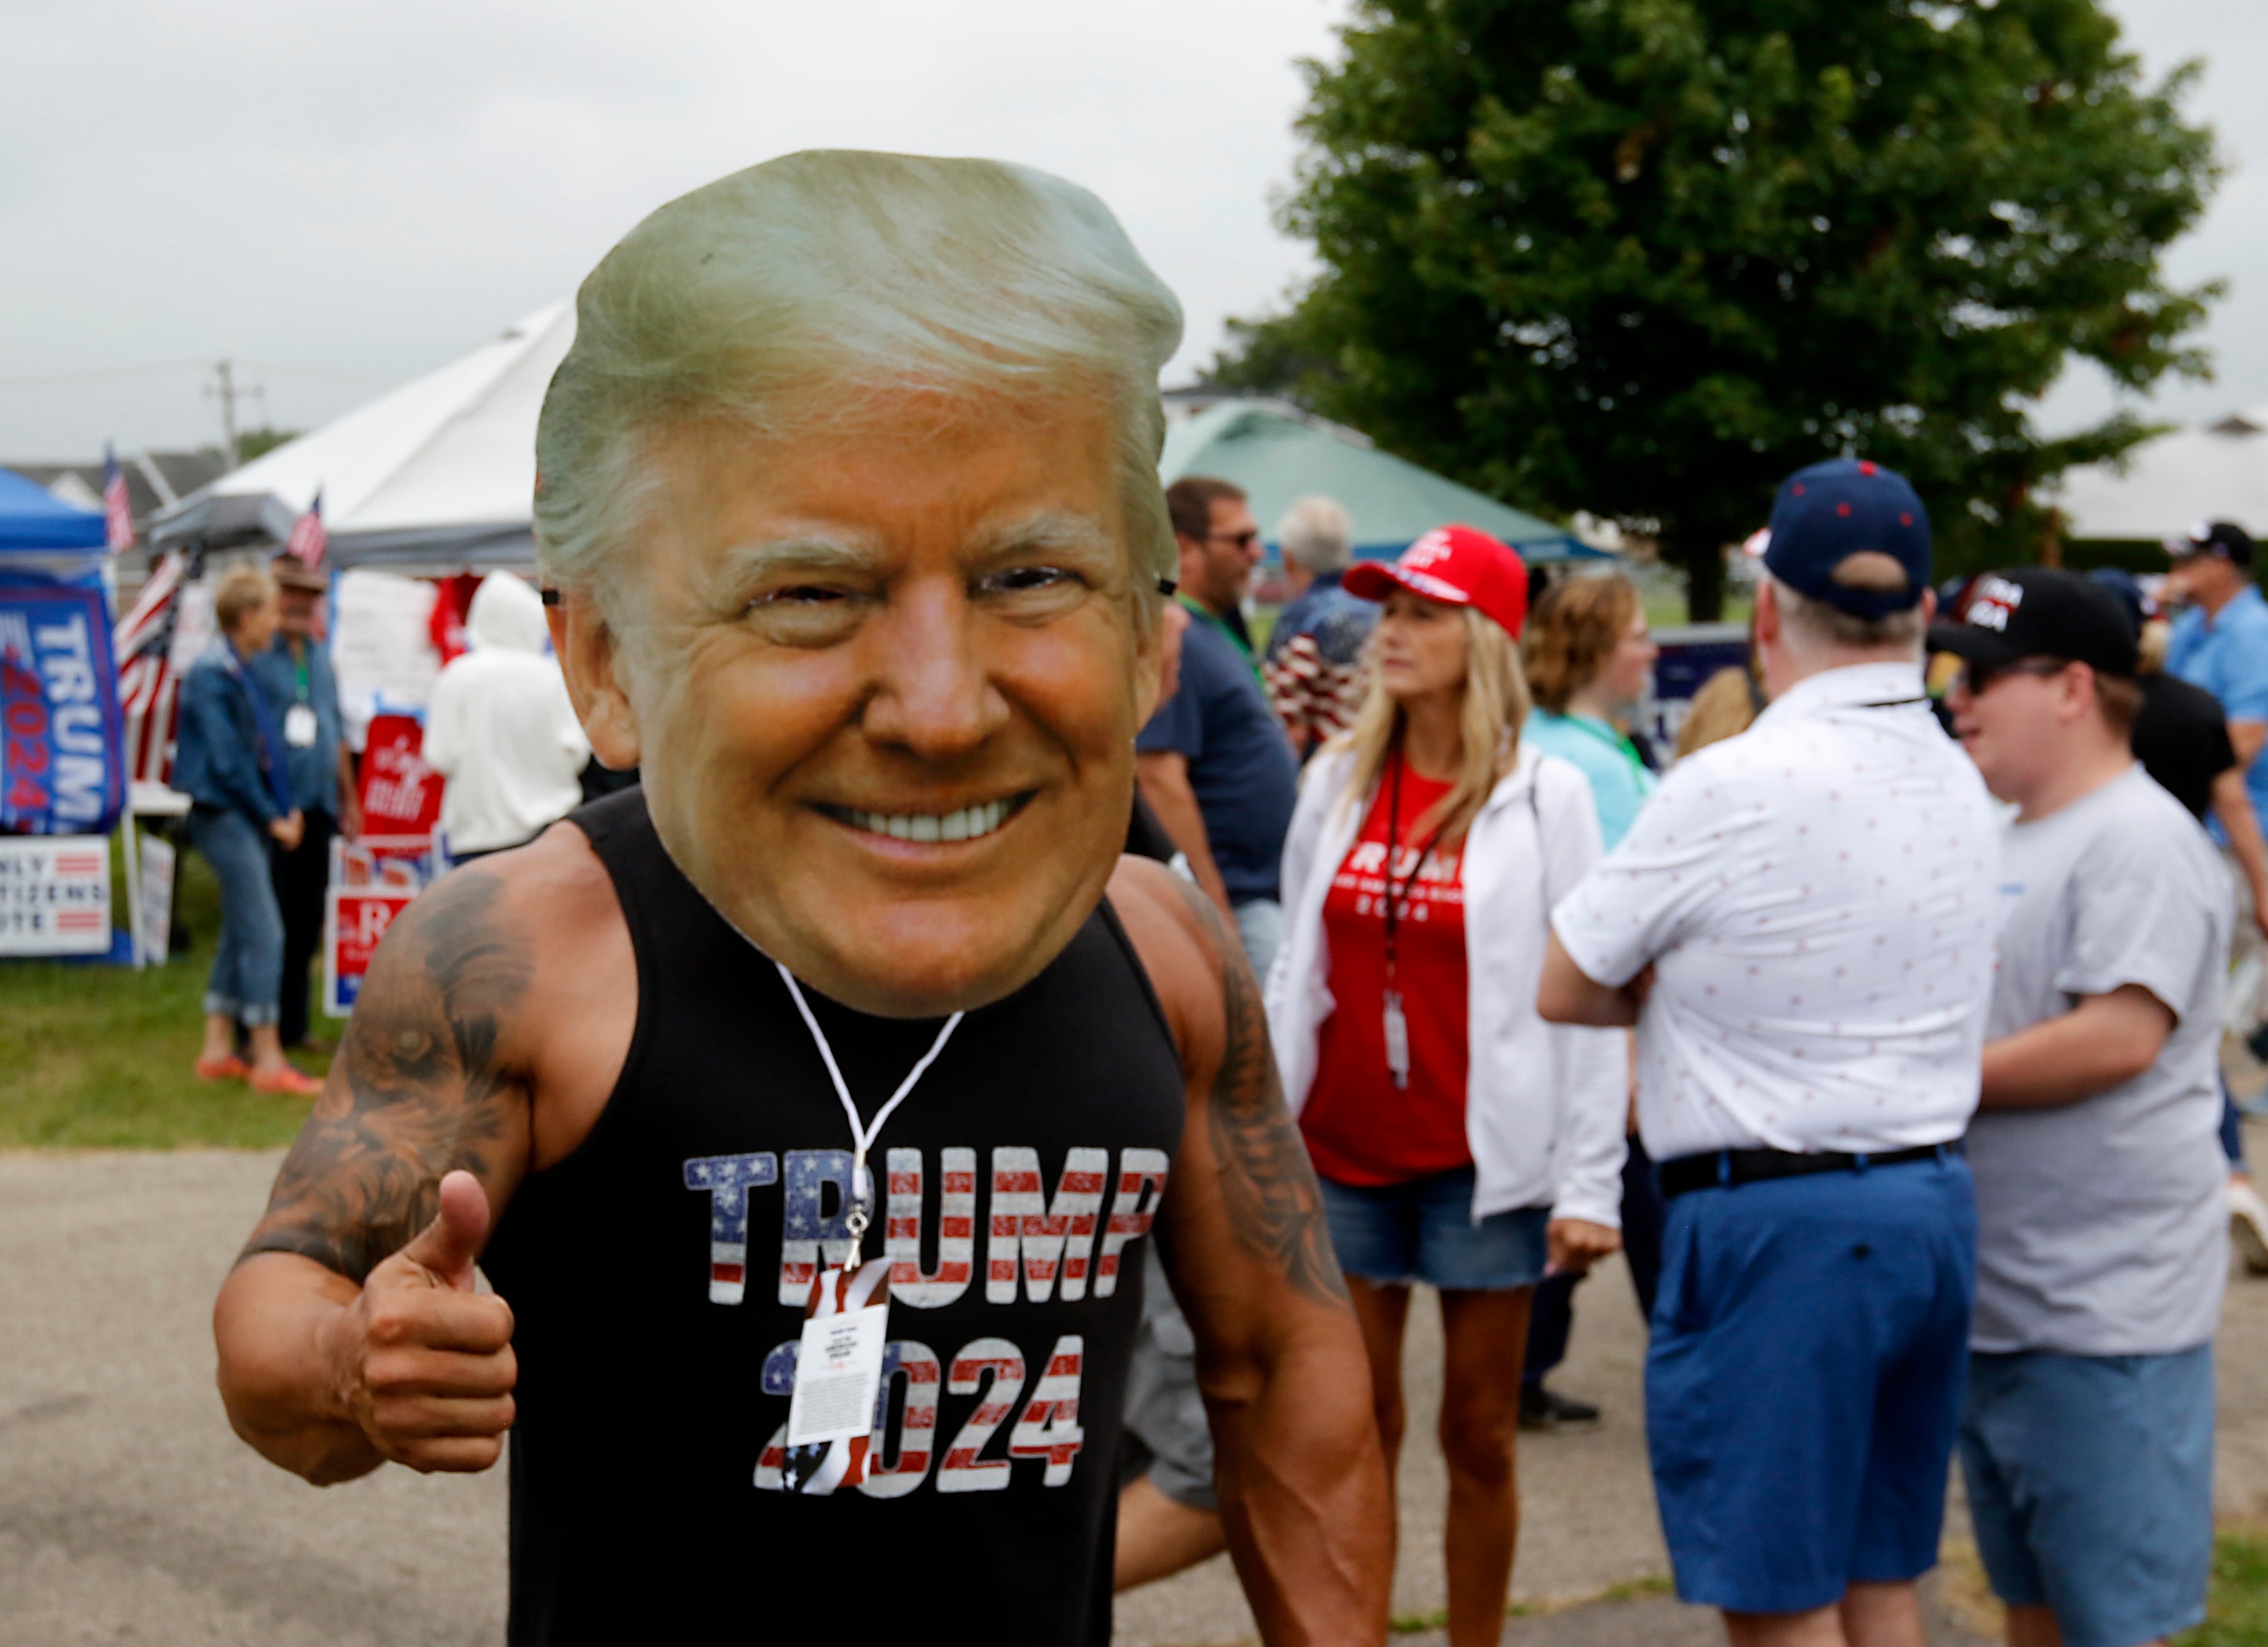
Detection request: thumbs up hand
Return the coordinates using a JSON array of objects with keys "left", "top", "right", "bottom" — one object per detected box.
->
[{"left": 323, "top": 1170, "right": 517, "bottom": 1473}]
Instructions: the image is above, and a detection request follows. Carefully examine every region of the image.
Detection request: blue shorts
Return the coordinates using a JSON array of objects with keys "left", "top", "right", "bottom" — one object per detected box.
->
[
  {"left": 1647, "top": 1153, "right": 1976, "bottom": 1614},
  {"left": 1317, "top": 1166, "right": 1548, "bottom": 1291},
  {"left": 1959, "top": 1345, "right": 2214, "bottom": 1647}
]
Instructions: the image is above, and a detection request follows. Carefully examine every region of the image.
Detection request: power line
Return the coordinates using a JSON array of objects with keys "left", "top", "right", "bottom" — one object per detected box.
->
[
  {"left": 0, "top": 360, "right": 212, "bottom": 393},
  {"left": 0, "top": 358, "right": 388, "bottom": 394}
]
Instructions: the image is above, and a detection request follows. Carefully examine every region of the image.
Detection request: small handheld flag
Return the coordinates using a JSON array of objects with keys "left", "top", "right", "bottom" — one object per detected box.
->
[
  {"left": 285, "top": 488, "right": 327, "bottom": 569},
  {"left": 102, "top": 445, "right": 135, "bottom": 554}
]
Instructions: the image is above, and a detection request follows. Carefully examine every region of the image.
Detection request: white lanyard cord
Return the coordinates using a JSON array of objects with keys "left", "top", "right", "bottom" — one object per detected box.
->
[{"left": 773, "top": 960, "right": 965, "bottom": 1265}]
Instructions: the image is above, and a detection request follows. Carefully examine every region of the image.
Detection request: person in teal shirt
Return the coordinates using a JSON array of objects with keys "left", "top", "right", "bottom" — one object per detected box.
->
[
  {"left": 1523, "top": 575, "right": 1659, "bottom": 850},
  {"left": 1512, "top": 570, "right": 1662, "bottom": 1432}
]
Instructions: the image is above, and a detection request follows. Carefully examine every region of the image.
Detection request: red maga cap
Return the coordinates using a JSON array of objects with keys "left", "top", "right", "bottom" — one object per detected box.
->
[{"left": 1343, "top": 525, "right": 1529, "bottom": 637}]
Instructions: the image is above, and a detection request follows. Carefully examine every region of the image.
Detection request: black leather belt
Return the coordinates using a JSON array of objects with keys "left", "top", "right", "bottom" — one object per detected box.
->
[{"left": 1657, "top": 1140, "right": 1963, "bottom": 1200}]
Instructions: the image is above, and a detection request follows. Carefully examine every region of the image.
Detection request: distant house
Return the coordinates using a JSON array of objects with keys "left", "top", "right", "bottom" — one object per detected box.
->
[{"left": 9, "top": 451, "right": 229, "bottom": 540}]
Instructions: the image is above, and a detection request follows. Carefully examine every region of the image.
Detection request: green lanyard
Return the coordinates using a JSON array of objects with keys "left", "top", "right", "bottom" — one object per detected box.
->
[
  {"left": 1177, "top": 592, "right": 1262, "bottom": 686},
  {"left": 1559, "top": 713, "right": 1651, "bottom": 788}
]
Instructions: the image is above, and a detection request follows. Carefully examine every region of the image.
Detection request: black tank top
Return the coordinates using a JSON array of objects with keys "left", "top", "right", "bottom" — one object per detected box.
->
[{"left": 482, "top": 791, "right": 1188, "bottom": 1645}]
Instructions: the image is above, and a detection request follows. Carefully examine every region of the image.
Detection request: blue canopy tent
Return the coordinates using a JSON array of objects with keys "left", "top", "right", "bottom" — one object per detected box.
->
[{"left": 0, "top": 465, "right": 108, "bottom": 556}]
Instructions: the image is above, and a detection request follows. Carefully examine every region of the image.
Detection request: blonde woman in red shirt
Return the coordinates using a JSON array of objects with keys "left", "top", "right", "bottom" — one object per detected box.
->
[{"left": 1265, "top": 525, "right": 1629, "bottom": 1646}]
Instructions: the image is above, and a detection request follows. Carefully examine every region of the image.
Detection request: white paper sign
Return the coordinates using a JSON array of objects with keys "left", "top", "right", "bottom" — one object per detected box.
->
[
  {"left": 135, "top": 830, "right": 175, "bottom": 965},
  {"left": 787, "top": 1302, "right": 889, "bottom": 1447},
  {"left": 0, "top": 835, "right": 111, "bottom": 956},
  {"left": 329, "top": 570, "right": 442, "bottom": 753}
]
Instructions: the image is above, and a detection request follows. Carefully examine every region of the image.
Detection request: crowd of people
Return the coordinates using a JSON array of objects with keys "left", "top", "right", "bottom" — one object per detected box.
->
[
  {"left": 171, "top": 560, "right": 590, "bottom": 1085},
  {"left": 1120, "top": 459, "right": 2263, "bottom": 1646},
  {"left": 200, "top": 150, "right": 2260, "bottom": 1647}
]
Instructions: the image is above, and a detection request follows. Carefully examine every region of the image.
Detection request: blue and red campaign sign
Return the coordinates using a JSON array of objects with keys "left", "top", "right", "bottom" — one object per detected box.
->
[{"left": 0, "top": 574, "right": 128, "bottom": 835}]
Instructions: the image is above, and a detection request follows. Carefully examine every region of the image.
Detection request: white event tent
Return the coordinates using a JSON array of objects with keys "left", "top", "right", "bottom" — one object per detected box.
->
[
  {"left": 149, "top": 302, "right": 573, "bottom": 575},
  {"left": 2053, "top": 408, "right": 2268, "bottom": 544},
  {"left": 153, "top": 303, "right": 1605, "bottom": 577}
]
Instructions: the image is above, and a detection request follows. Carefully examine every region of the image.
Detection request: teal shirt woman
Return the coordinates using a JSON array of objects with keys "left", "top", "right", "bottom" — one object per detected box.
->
[
  {"left": 1523, "top": 708, "right": 1655, "bottom": 850},
  {"left": 1512, "top": 570, "right": 1663, "bottom": 1433},
  {"left": 1520, "top": 575, "right": 1661, "bottom": 847}
]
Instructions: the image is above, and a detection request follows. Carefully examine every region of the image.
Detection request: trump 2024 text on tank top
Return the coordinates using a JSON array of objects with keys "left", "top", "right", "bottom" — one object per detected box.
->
[{"left": 480, "top": 791, "right": 1188, "bottom": 1645}]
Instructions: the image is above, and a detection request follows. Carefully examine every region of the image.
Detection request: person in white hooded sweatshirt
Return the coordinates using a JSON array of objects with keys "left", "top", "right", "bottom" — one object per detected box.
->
[
  {"left": 423, "top": 572, "right": 591, "bottom": 859},
  {"left": 1264, "top": 525, "right": 1626, "bottom": 1647}
]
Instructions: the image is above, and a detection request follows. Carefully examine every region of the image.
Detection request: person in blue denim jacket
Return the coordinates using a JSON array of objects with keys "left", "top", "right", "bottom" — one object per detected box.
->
[
  {"left": 248, "top": 556, "right": 360, "bottom": 1050},
  {"left": 173, "top": 563, "right": 322, "bottom": 1096}
]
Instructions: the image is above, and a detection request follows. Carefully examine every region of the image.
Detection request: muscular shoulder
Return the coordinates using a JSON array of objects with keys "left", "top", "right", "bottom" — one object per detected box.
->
[
  {"left": 1108, "top": 856, "right": 1229, "bottom": 1071},
  {"left": 236, "top": 819, "right": 630, "bottom": 1281},
  {"left": 427, "top": 822, "right": 636, "bottom": 1154},
  {"left": 438, "top": 818, "right": 619, "bottom": 950},
  {"left": 1111, "top": 852, "right": 1223, "bottom": 954},
  {"left": 367, "top": 825, "right": 615, "bottom": 1039}
]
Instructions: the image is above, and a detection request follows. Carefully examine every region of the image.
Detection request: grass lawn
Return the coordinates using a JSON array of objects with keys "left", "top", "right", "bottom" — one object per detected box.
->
[
  {"left": 1642, "top": 588, "right": 1755, "bottom": 631},
  {"left": 2189, "top": 1532, "right": 2268, "bottom": 1644},
  {"left": 0, "top": 834, "right": 332, "bottom": 1150}
]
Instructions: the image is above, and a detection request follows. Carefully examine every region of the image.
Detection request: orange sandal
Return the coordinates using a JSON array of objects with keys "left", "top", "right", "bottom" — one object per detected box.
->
[
  {"left": 249, "top": 1064, "right": 323, "bottom": 1098},
  {"left": 193, "top": 1055, "right": 249, "bottom": 1082}
]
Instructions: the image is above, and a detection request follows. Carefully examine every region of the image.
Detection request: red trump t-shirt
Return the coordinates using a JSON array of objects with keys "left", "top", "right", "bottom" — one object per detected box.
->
[{"left": 1300, "top": 752, "right": 1472, "bottom": 1187}]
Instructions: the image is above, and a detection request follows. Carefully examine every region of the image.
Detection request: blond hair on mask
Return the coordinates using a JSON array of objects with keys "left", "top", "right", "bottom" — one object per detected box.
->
[{"left": 534, "top": 150, "right": 1185, "bottom": 634}]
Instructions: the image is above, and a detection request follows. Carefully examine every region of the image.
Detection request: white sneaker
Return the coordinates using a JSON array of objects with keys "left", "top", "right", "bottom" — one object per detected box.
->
[{"left": 2231, "top": 1178, "right": 2268, "bottom": 1277}]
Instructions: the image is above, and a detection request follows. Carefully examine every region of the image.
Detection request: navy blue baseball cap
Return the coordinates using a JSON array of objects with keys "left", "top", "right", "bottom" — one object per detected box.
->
[{"left": 1756, "top": 458, "right": 1931, "bottom": 619}]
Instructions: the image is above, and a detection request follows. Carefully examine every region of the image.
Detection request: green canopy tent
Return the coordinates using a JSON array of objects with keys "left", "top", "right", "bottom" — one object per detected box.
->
[{"left": 1159, "top": 399, "right": 1606, "bottom": 563}]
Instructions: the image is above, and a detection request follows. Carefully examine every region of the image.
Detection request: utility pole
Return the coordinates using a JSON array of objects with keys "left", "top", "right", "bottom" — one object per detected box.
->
[{"left": 205, "top": 360, "right": 265, "bottom": 468}]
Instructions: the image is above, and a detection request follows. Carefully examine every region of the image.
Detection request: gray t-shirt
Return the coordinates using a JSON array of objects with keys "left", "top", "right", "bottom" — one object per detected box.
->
[{"left": 1969, "top": 765, "right": 2230, "bottom": 1355}]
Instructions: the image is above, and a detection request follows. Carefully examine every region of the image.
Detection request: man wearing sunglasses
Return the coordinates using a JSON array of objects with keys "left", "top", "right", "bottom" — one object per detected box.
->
[
  {"left": 1135, "top": 476, "right": 1298, "bottom": 955},
  {"left": 1936, "top": 567, "right": 2227, "bottom": 1647}
]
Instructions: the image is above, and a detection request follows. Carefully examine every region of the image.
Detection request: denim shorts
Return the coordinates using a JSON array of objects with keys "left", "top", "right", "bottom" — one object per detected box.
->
[
  {"left": 1959, "top": 1343, "right": 2214, "bottom": 1647},
  {"left": 1317, "top": 1166, "right": 1548, "bottom": 1291}
]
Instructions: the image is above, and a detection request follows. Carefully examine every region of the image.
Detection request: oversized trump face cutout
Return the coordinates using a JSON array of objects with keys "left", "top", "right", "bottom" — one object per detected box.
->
[{"left": 559, "top": 392, "right": 1160, "bottom": 1019}]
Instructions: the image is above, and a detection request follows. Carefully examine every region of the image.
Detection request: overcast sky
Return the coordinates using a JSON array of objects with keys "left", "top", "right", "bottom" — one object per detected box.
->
[{"left": 1, "top": 0, "right": 2259, "bottom": 462}]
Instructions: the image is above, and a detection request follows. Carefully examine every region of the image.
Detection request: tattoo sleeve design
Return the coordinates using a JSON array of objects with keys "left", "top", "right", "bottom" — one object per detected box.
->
[
  {"left": 1170, "top": 879, "right": 1350, "bottom": 1309},
  {"left": 237, "top": 872, "right": 532, "bottom": 1281}
]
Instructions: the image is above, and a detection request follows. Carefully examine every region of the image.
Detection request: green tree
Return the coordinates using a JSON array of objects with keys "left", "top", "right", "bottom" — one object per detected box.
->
[
  {"left": 224, "top": 426, "right": 303, "bottom": 464},
  {"left": 1219, "top": 0, "right": 2220, "bottom": 616}
]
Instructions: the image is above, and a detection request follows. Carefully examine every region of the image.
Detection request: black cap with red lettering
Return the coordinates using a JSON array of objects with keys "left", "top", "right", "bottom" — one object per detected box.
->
[{"left": 1927, "top": 567, "right": 2138, "bottom": 678}]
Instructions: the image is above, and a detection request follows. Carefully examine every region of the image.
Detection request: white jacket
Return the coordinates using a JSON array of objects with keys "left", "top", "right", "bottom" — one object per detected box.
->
[
  {"left": 1266, "top": 742, "right": 1629, "bottom": 1227},
  {"left": 423, "top": 573, "right": 590, "bottom": 854}
]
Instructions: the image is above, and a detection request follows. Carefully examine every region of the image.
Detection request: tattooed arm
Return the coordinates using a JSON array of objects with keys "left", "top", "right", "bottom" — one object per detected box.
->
[
  {"left": 1109, "top": 856, "right": 1392, "bottom": 1646},
  {"left": 214, "top": 846, "right": 594, "bottom": 1485}
]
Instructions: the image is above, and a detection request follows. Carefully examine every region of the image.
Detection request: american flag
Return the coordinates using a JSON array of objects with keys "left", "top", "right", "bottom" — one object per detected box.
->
[
  {"left": 102, "top": 445, "right": 135, "bottom": 553},
  {"left": 114, "top": 549, "right": 188, "bottom": 787},
  {"left": 284, "top": 488, "right": 326, "bottom": 569}
]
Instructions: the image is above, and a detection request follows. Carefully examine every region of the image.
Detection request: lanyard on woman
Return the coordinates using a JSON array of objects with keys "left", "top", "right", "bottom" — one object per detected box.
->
[
  {"left": 773, "top": 961, "right": 965, "bottom": 1267},
  {"left": 1381, "top": 750, "right": 1446, "bottom": 1091}
]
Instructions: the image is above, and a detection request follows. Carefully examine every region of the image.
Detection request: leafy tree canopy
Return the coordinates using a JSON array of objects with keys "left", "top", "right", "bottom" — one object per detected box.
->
[
  {"left": 230, "top": 426, "right": 303, "bottom": 464},
  {"left": 1212, "top": 0, "right": 2221, "bottom": 614}
]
